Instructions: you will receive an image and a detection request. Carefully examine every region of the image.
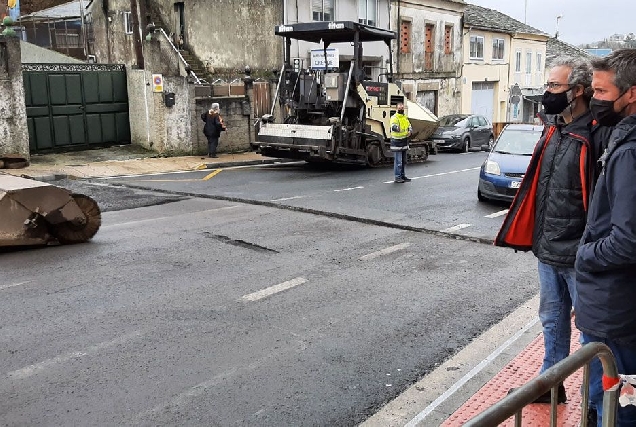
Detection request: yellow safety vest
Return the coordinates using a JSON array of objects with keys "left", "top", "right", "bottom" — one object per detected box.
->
[
  {"left": 390, "top": 113, "right": 411, "bottom": 139},
  {"left": 8, "top": 0, "right": 17, "bottom": 8}
]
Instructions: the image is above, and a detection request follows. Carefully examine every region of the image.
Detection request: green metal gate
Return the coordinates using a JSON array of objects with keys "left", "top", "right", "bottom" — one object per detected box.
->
[{"left": 22, "top": 64, "right": 131, "bottom": 152}]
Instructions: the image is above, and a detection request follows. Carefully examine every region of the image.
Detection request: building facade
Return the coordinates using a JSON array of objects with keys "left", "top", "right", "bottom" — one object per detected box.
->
[
  {"left": 391, "top": 0, "right": 464, "bottom": 117},
  {"left": 462, "top": 4, "right": 547, "bottom": 124}
]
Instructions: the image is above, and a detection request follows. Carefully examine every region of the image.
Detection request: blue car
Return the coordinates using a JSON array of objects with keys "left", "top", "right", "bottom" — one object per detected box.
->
[{"left": 478, "top": 124, "right": 543, "bottom": 203}]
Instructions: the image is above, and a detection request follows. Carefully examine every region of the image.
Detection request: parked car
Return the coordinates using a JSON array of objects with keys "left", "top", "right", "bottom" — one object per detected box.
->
[
  {"left": 478, "top": 123, "right": 543, "bottom": 203},
  {"left": 431, "top": 114, "right": 494, "bottom": 152}
]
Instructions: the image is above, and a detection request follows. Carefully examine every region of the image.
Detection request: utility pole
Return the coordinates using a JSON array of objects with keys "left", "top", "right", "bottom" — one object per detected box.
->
[
  {"left": 129, "top": 0, "right": 144, "bottom": 69},
  {"left": 555, "top": 15, "right": 563, "bottom": 39},
  {"left": 524, "top": 0, "right": 528, "bottom": 24}
]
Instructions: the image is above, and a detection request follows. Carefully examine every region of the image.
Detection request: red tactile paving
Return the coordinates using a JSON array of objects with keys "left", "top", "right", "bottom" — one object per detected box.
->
[{"left": 442, "top": 321, "right": 584, "bottom": 426}]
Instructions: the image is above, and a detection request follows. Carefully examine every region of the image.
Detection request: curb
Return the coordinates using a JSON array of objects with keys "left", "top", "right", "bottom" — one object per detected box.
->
[{"left": 26, "top": 158, "right": 297, "bottom": 182}]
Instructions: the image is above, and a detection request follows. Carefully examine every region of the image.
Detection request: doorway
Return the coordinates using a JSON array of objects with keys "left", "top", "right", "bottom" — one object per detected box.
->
[{"left": 174, "top": 2, "right": 185, "bottom": 48}]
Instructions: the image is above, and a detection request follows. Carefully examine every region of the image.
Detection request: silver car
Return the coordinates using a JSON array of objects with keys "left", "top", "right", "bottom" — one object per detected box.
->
[{"left": 431, "top": 114, "right": 494, "bottom": 152}]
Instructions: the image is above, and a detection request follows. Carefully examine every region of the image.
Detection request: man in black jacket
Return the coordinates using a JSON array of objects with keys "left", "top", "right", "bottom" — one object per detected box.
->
[
  {"left": 576, "top": 48, "right": 636, "bottom": 426},
  {"left": 496, "top": 56, "right": 608, "bottom": 404},
  {"left": 201, "top": 103, "right": 226, "bottom": 158}
]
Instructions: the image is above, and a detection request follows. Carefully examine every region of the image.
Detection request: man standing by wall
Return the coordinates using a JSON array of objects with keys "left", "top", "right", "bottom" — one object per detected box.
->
[
  {"left": 201, "top": 103, "right": 226, "bottom": 158},
  {"left": 390, "top": 102, "right": 412, "bottom": 183},
  {"left": 576, "top": 48, "right": 636, "bottom": 426},
  {"left": 495, "top": 56, "right": 606, "bottom": 404}
]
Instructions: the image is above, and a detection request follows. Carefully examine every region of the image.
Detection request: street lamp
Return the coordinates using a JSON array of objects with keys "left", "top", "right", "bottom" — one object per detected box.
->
[{"left": 555, "top": 15, "right": 563, "bottom": 39}]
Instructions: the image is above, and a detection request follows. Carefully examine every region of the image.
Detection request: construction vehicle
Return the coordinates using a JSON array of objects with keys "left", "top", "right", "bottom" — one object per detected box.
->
[
  {"left": 252, "top": 21, "right": 439, "bottom": 166},
  {"left": 0, "top": 174, "right": 101, "bottom": 247}
]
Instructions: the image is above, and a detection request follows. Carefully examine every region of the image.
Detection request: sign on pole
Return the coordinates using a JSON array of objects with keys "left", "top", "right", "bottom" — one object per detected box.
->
[
  {"left": 310, "top": 48, "right": 339, "bottom": 70},
  {"left": 152, "top": 74, "right": 164, "bottom": 93}
]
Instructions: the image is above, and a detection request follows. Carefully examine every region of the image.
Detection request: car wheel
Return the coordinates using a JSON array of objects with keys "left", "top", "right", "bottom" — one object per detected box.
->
[
  {"left": 488, "top": 135, "right": 494, "bottom": 149},
  {"left": 463, "top": 137, "right": 470, "bottom": 153},
  {"left": 478, "top": 189, "right": 488, "bottom": 202}
]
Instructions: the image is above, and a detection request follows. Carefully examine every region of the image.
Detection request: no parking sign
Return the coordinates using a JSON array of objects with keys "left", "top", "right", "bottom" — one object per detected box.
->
[{"left": 152, "top": 74, "right": 164, "bottom": 93}]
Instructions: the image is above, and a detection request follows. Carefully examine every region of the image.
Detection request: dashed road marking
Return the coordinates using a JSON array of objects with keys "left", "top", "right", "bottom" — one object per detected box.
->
[
  {"left": 334, "top": 186, "right": 364, "bottom": 192},
  {"left": 103, "top": 206, "right": 239, "bottom": 228},
  {"left": 360, "top": 243, "right": 411, "bottom": 261},
  {"left": 440, "top": 224, "right": 471, "bottom": 233},
  {"left": 7, "top": 331, "right": 142, "bottom": 380},
  {"left": 383, "top": 167, "right": 480, "bottom": 184},
  {"left": 271, "top": 196, "right": 307, "bottom": 202},
  {"left": 485, "top": 209, "right": 509, "bottom": 219},
  {"left": 241, "top": 277, "right": 307, "bottom": 302},
  {"left": 202, "top": 169, "right": 222, "bottom": 181},
  {"left": 0, "top": 281, "right": 31, "bottom": 291}
]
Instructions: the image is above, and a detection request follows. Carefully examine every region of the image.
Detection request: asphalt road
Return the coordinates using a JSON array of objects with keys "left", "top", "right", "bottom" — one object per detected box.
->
[{"left": 0, "top": 152, "right": 538, "bottom": 426}]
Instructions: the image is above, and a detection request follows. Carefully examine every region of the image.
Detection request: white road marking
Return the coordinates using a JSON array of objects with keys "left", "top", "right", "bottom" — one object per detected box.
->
[
  {"left": 102, "top": 206, "right": 239, "bottom": 228},
  {"left": 241, "top": 277, "right": 307, "bottom": 302},
  {"left": 485, "top": 209, "right": 509, "bottom": 219},
  {"left": 359, "top": 243, "right": 411, "bottom": 261},
  {"left": 440, "top": 223, "right": 471, "bottom": 233},
  {"left": 334, "top": 186, "right": 364, "bottom": 192},
  {"left": 383, "top": 167, "right": 480, "bottom": 184},
  {"left": 7, "top": 331, "right": 142, "bottom": 380},
  {"left": 0, "top": 281, "right": 31, "bottom": 291},
  {"left": 404, "top": 317, "right": 539, "bottom": 427},
  {"left": 271, "top": 195, "right": 306, "bottom": 202}
]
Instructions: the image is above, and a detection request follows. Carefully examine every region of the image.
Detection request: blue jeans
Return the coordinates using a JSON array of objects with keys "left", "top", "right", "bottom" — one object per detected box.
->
[
  {"left": 580, "top": 332, "right": 636, "bottom": 427},
  {"left": 538, "top": 261, "right": 577, "bottom": 373},
  {"left": 393, "top": 150, "right": 407, "bottom": 179}
]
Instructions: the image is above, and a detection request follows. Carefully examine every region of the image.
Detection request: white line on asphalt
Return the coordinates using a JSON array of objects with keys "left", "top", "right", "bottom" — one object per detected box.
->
[
  {"left": 0, "top": 281, "right": 31, "bottom": 291},
  {"left": 334, "top": 186, "right": 364, "bottom": 192},
  {"left": 360, "top": 243, "right": 411, "bottom": 261},
  {"left": 403, "top": 317, "right": 539, "bottom": 427},
  {"left": 485, "top": 209, "right": 509, "bottom": 219},
  {"left": 271, "top": 195, "right": 306, "bottom": 202},
  {"left": 440, "top": 224, "right": 471, "bottom": 233},
  {"left": 241, "top": 277, "right": 307, "bottom": 302},
  {"left": 383, "top": 167, "right": 480, "bottom": 184},
  {"left": 7, "top": 331, "right": 142, "bottom": 380},
  {"left": 102, "top": 206, "right": 239, "bottom": 228}
]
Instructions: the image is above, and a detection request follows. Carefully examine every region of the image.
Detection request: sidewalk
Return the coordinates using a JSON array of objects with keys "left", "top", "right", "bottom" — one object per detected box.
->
[{"left": 0, "top": 145, "right": 287, "bottom": 181}]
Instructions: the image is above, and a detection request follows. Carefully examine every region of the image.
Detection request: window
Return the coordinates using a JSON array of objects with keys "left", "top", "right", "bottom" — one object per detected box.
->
[
  {"left": 515, "top": 50, "right": 521, "bottom": 72},
  {"left": 536, "top": 53, "right": 542, "bottom": 72},
  {"left": 358, "top": 0, "right": 376, "bottom": 26},
  {"left": 492, "top": 38, "right": 504, "bottom": 60},
  {"left": 312, "top": 0, "right": 334, "bottom": 21},
  {"left": 477, "top": 116, "right": 488, "bottom": 126},
  {"left": 400, "top": 20, "right": 411, "bottom": 54},
  {"left": 124, "top": 11, "right": 133, "bottom": 34},
  {"left": 469, "top": 35, "right": 484, "bottom": 59},
  {"left": 526, "top": 51, "right": 532, "bottom": 73},
  {"left": 444, "top": 25, "right": 453, "bottom": 54},
  {"left": 425, "top": 24, "right": 435, "bottom": 69}
]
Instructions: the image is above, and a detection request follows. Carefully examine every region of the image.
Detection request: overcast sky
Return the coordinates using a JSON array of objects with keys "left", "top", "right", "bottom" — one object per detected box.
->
[{"left": 467, "top": 0, "right": 635, "bottom": 46}]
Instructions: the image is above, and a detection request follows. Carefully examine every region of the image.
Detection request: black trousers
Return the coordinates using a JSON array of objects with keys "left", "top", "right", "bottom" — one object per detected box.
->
[{"left": 206, "top": 136, "right": 219, "bottom": 156}]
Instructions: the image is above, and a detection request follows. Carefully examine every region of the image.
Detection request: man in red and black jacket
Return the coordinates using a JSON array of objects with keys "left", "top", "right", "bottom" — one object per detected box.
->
[{"left": 495, "top": 56, "right": 611, "bottom": 405}]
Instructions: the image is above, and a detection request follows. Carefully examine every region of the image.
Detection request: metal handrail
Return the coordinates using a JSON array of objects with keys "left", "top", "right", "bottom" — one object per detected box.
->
[
  {"left": 465, "top": 342, "right": 619, "bottom": 427},
  {"left": 156, "top": 27, "right": 202, "bottom": 84}
]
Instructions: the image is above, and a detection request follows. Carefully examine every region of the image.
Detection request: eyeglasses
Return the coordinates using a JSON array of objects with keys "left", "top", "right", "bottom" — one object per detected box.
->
[{"left": 545, "top": 82, "right": 571, "bottom": 90}]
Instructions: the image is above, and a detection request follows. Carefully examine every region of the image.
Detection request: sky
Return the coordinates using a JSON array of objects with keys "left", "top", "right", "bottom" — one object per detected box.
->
[{"left": 467, "top": 0, "right": 635, "bottom": 46}]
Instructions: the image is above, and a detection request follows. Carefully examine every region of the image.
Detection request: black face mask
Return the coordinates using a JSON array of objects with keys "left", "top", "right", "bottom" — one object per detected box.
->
[
  {"left": 397, "top": 109, "right": 405, "bottom": 115},
  {"left": 590, "top": 93, "right": 627, "bottom": 126},
  {"left": 541, "top": 89, "right": 571, "bottom": 114}
]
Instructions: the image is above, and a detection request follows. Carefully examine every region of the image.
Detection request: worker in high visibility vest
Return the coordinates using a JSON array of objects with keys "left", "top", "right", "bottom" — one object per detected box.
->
[{"left": 390, "top": 102, "right": 412, "bottom": 183}]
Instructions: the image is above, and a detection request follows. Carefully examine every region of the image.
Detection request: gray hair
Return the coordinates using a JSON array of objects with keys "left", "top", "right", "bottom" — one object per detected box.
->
[
  {"left": 210, "top": 103, "right": 220, "bottom": 111},
  {"left": 591, "top": 48, "right": 636, "bottom": 93},
  {"left": 550, "top": 55, "right": 593, "bottom": 89}
]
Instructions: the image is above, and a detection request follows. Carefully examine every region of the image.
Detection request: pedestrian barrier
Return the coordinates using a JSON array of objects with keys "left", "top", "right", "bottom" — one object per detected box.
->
[{"left": 464, "top": 342, "right": 619, "bottom": 427}]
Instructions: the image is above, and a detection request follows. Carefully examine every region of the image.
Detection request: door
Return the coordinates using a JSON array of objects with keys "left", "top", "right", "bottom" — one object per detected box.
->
[
  {"left": 471, "top": 81, "right": 495, "bottom": 123},
  {"left": 23, "top": 64, "right": 130, "bottom": 152},
  {"left": 476, "top": 115, "right": 490, "bottom": 145},
  {"left": 175, "top": 2, "right": 185, "bottom": 47}
]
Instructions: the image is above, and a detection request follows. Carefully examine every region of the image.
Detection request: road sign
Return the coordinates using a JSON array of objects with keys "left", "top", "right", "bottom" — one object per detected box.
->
[{"left": 152, "top": 74, "right": 164, "bottom": 93}]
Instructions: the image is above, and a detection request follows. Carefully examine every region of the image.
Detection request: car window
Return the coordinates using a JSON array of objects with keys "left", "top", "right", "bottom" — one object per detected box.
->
[
  {"left": 494, "top": 129, "right": 542, "bottom": 155},
  {"left": 470, "top": 117, "right": 480, "bottom": 127},
  {"left": 439, "top": 116, "right": 468, "bottom": 127},
  {"left": 478, "top": 116, "right": 488, "bottom": 126}
]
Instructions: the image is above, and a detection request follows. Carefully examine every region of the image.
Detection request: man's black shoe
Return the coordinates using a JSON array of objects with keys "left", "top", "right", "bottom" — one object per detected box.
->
[
  {"left": 401, "top": 176, "right": 412, "bottom": 182},
  {"left": 507, "top": 383, "right": 567, "bottom": 404},
  {"left": 394, "top": 178, "right": 405, "bottom": 183}
]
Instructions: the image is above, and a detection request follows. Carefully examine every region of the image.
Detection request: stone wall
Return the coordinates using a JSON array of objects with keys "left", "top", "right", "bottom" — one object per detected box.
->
[
  {"left": 193, "top": 97, "right": 253, "bottom": 155},
  {"left": 0, "top": 36, "right": 29, "bottom": 162}
]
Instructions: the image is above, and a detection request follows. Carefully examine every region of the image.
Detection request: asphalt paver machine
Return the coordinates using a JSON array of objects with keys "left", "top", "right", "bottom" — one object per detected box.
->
[
  {"left": 252, "top": 21, "right": 439, "bottom": 166},
  {"left": 0, "top": 174, "right": 101, "bottom": 247}
]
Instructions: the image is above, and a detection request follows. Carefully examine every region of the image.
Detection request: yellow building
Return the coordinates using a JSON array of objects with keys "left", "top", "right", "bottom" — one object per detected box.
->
[{"left": 461, "top": 5, "right": 548, "bottom": 124}]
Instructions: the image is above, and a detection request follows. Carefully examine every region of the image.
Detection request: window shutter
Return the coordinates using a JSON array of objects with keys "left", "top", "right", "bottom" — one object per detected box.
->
[{"left": 400, "top": 20, "right": 411, "bottom": 54}]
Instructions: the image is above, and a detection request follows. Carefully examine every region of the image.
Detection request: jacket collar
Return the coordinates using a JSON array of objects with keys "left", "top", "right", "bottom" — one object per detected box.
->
[{"left": 600, "top": 114, "right": 636, "bottom": 166}]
